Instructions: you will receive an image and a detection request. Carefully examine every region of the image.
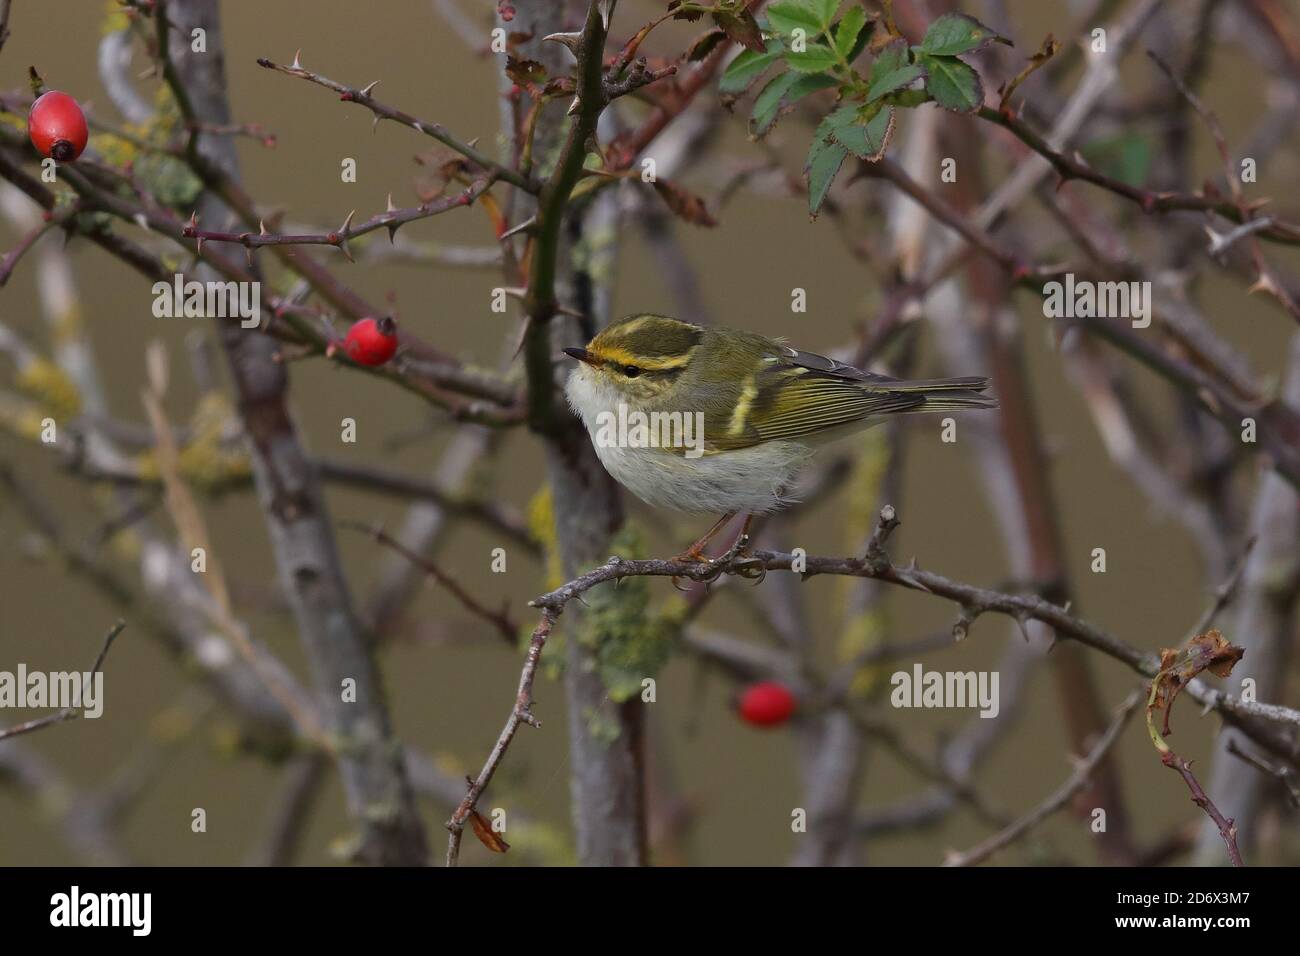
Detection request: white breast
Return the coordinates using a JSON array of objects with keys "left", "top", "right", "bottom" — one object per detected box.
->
[{"left": 564, "top": 366, "right": 814, "bottom": 515}]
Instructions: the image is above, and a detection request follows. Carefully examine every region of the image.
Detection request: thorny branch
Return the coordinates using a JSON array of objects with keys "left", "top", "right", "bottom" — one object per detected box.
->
[
  {"left": 181, "top": 178, "right": 495, "bottom": 263},
  {"left": 975, "top": 105, "right": 1300, "bottom": 247},
  {"left": 255, "top": 53, "right": 536, "bottom": 193},
  {"left": 449, "top": 504, "right": 1300, "bottom": 865}
]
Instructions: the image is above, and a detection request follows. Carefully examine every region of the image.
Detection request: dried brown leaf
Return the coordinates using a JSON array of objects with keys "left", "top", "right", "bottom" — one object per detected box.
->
[
  {"left": 469, "top": 809, "right": 510, "bottom": 853},
  {"left": 506, "top": 57, "right": 547, "bottom": 92},
  {"left": 686, "top": 28, "right": 728, "bottom": 61},
  {"left": 712, "top": 10, "right": 765, "bottom": 54},
  {"left": 1150, "top": 629, "right": 1245, "bottom": 736}
]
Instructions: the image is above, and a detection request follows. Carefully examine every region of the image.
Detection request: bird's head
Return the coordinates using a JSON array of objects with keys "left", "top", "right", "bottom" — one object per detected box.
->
[{"left": 563, "top": 314, "right": 704, "bottom": 401}]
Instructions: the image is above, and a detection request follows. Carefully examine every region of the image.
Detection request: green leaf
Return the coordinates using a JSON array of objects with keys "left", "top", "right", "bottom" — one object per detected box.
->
[
  {"left": 866, "top": 39, "right": 925, "bottom": 102},
  {"left": 784, "top": 41, "right": 839, "bottom": 73},
  {"left": 720, "top": 39, "right": 783, "bottom": 93},
  {"left": 750, "top": 71, "right": 836, "bottom": 136},
  {"left": 808, "top": 0, "right": 842, "bottom": 29},
  {"left": 805, "top": 135, "right": 848, "bottom": 217},
  {"left": 919, "top": 53, "right": 983, "bottom": 112},
  {"left": 918, "top": 12, "right": 1010, "bottom": 57},
  {"left": 754, "top": 70, "right": 842, "bottom": 134},
  {"left": 831, "top": 6, "right": 868, "bottom": 61},
  {"left": 768, "top": 0, "right": 841, "bottom": 36},
  {"left": 750, "top": 70, "right": 800, "bottom": 133},
  {"left": 766, "top": 1, "right": 823, "bottom": 37},
  {"left": 885, "top": 88, "right": 932, "bottom": 108},
  {"left": 686, "top": 29, "right": 729, "bottom": 62},
  {"left": 826, "top": 103, "right": 896, "bottom": 161}
]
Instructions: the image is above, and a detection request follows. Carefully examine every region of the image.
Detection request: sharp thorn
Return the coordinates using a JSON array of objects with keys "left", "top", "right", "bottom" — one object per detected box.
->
[
  {"left": 360, "top": 79, "right": 380, "bottom": 97},
  {"left": 498, "top": 215, "right": 536, "bottom": 241},
  {"left": 542, "top": 31, "right": 584, "bottom": 58}
]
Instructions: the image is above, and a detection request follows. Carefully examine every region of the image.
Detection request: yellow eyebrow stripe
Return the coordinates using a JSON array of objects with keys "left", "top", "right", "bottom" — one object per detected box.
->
[
  {"left": 591, "top": 346, "right": 696, "bottom": 371},
  {"left": 729, "top": 375, "right": 758, "bottom": 435}
]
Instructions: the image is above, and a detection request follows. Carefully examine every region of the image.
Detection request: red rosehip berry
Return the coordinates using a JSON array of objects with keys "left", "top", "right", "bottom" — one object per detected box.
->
[
  {"left": 342, "top": 316, "right": 399, "bottom": 366},
  {"left": 737, "top": 681, "right": 797, "bottom": 727},
  {"left": 28, "top": 91, "right": 88, "bottom": 162}
]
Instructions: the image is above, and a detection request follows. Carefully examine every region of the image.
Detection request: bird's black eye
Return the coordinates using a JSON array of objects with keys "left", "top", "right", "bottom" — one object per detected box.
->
[{"left": 623, "top": 365, "right": 642, "bottom": 378}]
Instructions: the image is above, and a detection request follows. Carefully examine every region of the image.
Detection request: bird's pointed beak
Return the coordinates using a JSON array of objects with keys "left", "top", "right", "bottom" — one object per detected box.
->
[{"left": 563, "top": 346, "right": 601, "bottom": 367}]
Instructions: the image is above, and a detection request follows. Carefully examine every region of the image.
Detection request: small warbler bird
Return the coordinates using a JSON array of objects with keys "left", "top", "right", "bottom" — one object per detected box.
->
[{"left": 564, "top": 314, "right": 996, "bottom": 559}]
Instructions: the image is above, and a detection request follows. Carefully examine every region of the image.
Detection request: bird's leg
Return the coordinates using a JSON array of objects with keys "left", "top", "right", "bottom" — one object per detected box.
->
[
  {"left": 673, "top": 512, "right": 736, "bottom": 564},
  {"left": 720, "top": 515, "right": 765, "bottom": 581},
  {"left": 719, "top": 514, "right": 756, "bottom": 562}
]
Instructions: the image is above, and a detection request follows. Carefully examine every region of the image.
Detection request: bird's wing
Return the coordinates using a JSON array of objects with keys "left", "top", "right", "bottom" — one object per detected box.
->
[{"left": 701, "top": 346, "right": 927, "bottom": 452}]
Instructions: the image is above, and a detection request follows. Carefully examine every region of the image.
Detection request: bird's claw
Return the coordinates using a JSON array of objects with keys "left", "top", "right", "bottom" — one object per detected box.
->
[
  {"left": 670, "top": 528, "right": 759, "bottom": 588},
  {"left": 732, "top": 555, "right": 767, "bottom": 583},
  {"left": 717, "top": 532, "right": 754, "bottom": 564}
]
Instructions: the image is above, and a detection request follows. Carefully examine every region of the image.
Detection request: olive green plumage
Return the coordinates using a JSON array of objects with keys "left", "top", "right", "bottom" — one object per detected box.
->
[
  {"left": 564, "top": 314, "right": 996, "bottom": 516},
  {"left": 572, "top": 314, "right": 995, "bottom": 454}
]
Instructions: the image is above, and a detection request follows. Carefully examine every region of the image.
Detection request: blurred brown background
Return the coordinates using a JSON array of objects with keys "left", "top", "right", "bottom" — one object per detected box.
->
[{"left": 1, "top": 0, "right": 1297, "bottom": 866}]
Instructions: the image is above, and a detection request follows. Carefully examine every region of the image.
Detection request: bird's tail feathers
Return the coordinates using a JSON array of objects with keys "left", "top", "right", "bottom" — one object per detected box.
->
[
  {"left": 877, "top": 375, "right": 996, "bottom": 412},
  {"left": 911, "top": 388, "right": 998, "bottom": 411}
]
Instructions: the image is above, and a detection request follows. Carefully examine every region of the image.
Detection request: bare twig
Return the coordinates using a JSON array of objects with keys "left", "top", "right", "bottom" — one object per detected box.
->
[
  {"left": 341, "top": 521, "right": 519, "bottom": 644},
  {"left": 1162, "top": 748, "right": 1244, "bottom": 866},
  {"left": 0, "top": 620, "right": 126, "bottom": 741},
  {"left": 1226, "top": 740, "right": 1300, "bottom": 808},
  {"left": 0, "top": 204, "right": 75, "bottom": 286},
  {"left": 1184, "top": 537, "right": 1256, "bottom": 641},
  {"left": 943, "top": 690, "right": 1142, "bottom": 867},
  {"left": 445, "top": 608, "right": 557, "bottom": 866}
]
